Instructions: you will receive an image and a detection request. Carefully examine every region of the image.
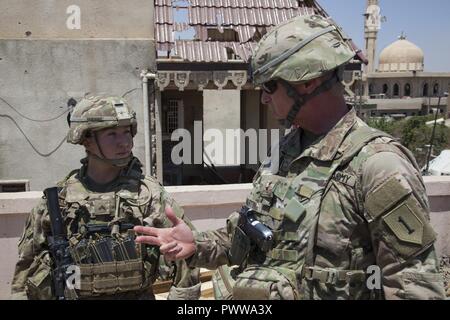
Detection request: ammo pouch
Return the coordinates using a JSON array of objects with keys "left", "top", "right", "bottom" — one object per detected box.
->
[
  {"left": 25, "top": 251, "right": 53, "bottom": 300},
  {"left": 232, "top": 266, "right": 299, "bottom": 300},
  {"left": 69, "top": 235, "right": 150, "bottom": 297},
  {"left": 77, "top": 259, "right": 145, "bottom": 296}
]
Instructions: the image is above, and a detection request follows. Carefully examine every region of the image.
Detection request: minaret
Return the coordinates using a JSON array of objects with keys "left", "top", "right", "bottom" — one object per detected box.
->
[{"left": 364, "top": 0, "right": 381, "bottom": 75}]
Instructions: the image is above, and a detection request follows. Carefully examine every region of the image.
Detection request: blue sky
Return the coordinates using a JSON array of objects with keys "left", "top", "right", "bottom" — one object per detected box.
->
[{"left": 319, "top": 0, "right": 450, "bottom": 72}]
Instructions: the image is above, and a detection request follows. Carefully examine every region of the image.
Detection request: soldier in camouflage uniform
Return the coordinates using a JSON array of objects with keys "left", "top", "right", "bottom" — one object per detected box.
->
[
  {"left": 11, "top": 96, "right": 201, "bottom": 300},
  {"left": 134, "top": 14, "right": 446, "bottom": 300}
]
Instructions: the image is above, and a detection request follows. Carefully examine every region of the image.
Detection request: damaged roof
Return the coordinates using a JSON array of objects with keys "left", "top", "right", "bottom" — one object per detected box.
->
[{"left": 155, "top": 0, "right": 364, "bottom": 63}]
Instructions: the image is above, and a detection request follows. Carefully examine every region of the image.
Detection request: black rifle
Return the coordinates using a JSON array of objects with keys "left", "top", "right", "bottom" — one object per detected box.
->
[{"left": 44, "top": 187, "right": 73, "bottom": 300}]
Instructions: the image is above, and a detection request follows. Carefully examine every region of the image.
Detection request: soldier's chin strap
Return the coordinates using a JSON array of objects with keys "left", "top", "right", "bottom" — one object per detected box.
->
[
  {"left": 278, "top": 70, "right": 341, "bottom": 128},
  {"left": 88, "top": 151, "right": 132, "bottom": 168},
  {"left": 90, "top": 132, "right": 133, "bottom": 168}
]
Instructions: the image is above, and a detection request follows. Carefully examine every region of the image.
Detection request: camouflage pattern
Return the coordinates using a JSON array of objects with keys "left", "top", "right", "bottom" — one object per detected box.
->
[
  {"left": 189, "top": 108, "right": 446, "bottom": 300},
  {"left": 251, "top": 14, "right": 355, "bottom": 86},
  {"left": 440, "top": 257, "right": 450, "bottom": 297},
  {"left": 11, "top": 158, "right": 201, "bottom": 300},
  {"left": 67, "top": 96, "right": 138, "bottom": 145},
  {"left": 211, "top": 265, "right": 235, "bottom": 300}
]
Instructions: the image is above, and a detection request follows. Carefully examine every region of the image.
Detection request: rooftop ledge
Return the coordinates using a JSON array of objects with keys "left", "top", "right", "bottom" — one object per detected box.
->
[{"left": 1, "top": 177, "right": 450, "bottom": 216}]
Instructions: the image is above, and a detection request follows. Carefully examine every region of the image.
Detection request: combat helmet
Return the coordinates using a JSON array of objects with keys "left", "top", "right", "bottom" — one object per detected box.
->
[
  {"left": 251, "top": 14, "right": 356, "bottom": 127},
  {"left": 67, "top": 96, "right": 137, "bottom": 167}
]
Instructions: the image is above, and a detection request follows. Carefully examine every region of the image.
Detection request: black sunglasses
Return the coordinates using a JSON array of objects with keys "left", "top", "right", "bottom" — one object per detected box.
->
[{"left": 262, "top": 80, "right": 278, "bottom": 94}]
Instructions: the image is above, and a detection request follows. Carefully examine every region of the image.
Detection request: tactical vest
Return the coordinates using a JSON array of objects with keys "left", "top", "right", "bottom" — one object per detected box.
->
[
  {"left": 229, "top": 125, "right": 397, "bottom": 300},
  {"left": 56, "top": 162, "right": 160, "bottom": 299}
]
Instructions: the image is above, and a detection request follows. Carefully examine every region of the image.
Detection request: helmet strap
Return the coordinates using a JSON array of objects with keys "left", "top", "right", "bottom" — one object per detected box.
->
[
  {"left": 88, "top": 151, "right": 133, "bottom": 168},
  {"left": 279, "top": 71, "right": 339, "bottom": 128}
]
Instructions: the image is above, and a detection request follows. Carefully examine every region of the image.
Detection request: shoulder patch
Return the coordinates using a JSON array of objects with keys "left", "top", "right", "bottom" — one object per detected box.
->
[
  {"left": 380, "top": 196, "right": 437, "bottom": 260},
  {"left": 383, "top": 202, "right": 424, "bottom": 245},
  {"left": 365, "top": 173, "right": 412, "bottom": 221}
]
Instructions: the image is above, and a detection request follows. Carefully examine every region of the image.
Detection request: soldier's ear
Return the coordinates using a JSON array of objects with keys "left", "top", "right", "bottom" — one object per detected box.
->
[{"left": 302, "top": 78, "right": 322, "bottom": 94}]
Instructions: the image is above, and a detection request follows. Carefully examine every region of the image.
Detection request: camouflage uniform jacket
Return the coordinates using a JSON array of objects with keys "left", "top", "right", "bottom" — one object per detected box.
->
[
  {"left": 11, "top": 158, "right": 201, "bottom": 300},
  {"left": 190, "top": 108, "right": 446, "bottom": 300}
]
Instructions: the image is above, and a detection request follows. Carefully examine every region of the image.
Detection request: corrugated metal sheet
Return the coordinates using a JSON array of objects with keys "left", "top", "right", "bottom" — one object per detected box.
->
[
  {"left": 224, "top": 42, "right": 258, "bottom": 61},
  {"left": 155, "top": 0, "right": 305, "bottom": 8},
  {"left": 155, "top": 0, "right": 174, "bottom": 6},
  {"left": 188, "top": 0, "right": 302, "bottom": 9},
  {"left": 172, "top": 40, "right": 257, "bottom": 62},
  {"left": 153, "top": 0, "right": 366, "bottom": 64},
  {"left": 194, "top": 25, "right": 271, "bottom": 43},
  {"left": 174, "top": 41, "right": 228, "bottom": 62},
  {"left": 156, "top": 24, "right": 174, "bottom": 44},
  {"left": 188, "top": 6, "right": 313, "bottom": 26},
  {"left": 155, "top": 5, "right": 174, "bottom": 24},
  {"left": 155, "top": 2, "right": 314, "bottom": 26}
]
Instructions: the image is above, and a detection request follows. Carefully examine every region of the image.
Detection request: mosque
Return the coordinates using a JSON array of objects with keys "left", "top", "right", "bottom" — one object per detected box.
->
[{"left": 361, "top": 0, "right": 450, "bottom": 119}]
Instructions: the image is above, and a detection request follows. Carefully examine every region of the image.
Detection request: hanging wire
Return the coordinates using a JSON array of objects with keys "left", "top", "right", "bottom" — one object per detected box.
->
[
  {"left": 122, "top": 87, "right": 140, "bottom": 98},
  {"left": 0, "top": 96, "right": 68, "bottom": 122},
  {"left": 0, "top": 114, "right": 66, "bottom": 157},
  {"left": 0, "top": 87, "right": 143, "bottom": 158}
]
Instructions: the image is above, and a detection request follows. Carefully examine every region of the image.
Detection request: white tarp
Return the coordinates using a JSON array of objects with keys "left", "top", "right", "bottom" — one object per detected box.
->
[{"left": 428, "top": 150, "right": 450, "bottom": 176}]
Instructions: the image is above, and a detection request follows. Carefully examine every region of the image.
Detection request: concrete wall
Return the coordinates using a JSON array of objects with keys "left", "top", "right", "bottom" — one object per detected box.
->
[
  {"left": 243, "top": 90, "right": 262, "bottom": 171},
  {"left": 0, "top": 0, "right": 154, "bottom": 39},
  {"left": 0, "top": 1, "right": 155, "bottom": 191},
  {"left": 203, "top": 90, "right": 241, "bottom": 166},
  {"left": 424, "top": 176, "right": 450, "bottom": 259},
  {"left": 1, "top": 177, "right": 449, "bottom": 299}
]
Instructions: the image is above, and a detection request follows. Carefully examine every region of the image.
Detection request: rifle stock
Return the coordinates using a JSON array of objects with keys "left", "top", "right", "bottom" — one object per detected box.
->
[{"left": 44, "top": 187, "right": 72, "bottom": 300}]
